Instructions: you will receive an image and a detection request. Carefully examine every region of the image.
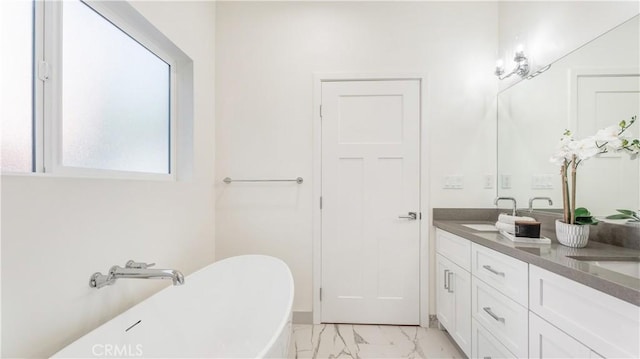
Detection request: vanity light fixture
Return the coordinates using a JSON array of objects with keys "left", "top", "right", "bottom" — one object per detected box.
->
[
  {"left": 495, "top": 44, "right": 530, "bottom": 80},
  {"left": 526, "top": 64, "right": 552, "bottom": 79}
]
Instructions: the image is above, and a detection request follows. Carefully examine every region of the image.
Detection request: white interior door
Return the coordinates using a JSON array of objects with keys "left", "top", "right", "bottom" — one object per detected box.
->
[
  {"left": 320, "top": 79, "right": 420, "bottom": 325},
  {"left": 573, "top": 73, "right": 640, "bottom": 216}
]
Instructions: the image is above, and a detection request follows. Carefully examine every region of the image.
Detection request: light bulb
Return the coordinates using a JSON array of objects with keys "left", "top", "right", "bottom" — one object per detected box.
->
[
  {"left": 494, "top": 59, "right": 505, "bottom": 76},
  {"left": 514, "top": 44, "right": 525, "bottom": 60}
]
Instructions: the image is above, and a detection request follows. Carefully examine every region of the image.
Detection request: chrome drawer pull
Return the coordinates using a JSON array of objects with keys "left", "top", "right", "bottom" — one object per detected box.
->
[
  {"left": 483, "top": 265, "right": 505, "bottom": 277},
  {"left": 483, "top": 307, "right": 505, "bottom": 323}
]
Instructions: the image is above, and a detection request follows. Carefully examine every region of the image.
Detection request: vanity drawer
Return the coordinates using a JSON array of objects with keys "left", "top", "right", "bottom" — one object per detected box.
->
[
  {"left": 472, "top": 318, "right": 516, "bottom": 359},
  {"left": 436, "top": 229, "right": 471, "bottom": 271},
  {"left": 472, "top": 243, "right": 528, "bottom": 306},
  {"left": 530, "top": 265, "right": 640, "bottom": 358},
  {"left": 472, "top": 277, "right": 528, "bottom": 358},
  {"left": 529, "top": 311, "right": 601, "bottom": 359}
]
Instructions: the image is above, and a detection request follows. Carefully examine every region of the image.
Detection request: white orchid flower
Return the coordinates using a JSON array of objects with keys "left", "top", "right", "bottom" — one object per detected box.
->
[
  {"left": 549, "top": 151, "right": 567, "bottom": 166},
  {"left": 552, "top": 116, "right": 639, "bottom": 225},
  {"left": 572, "top": 137, "right": 600, "bottom": 161},
  {"left": 549, "top": 132, "right": 575, "bottom": 165},
  {"left": 593, "top": 126, "right": 623, "bottom": 151}
]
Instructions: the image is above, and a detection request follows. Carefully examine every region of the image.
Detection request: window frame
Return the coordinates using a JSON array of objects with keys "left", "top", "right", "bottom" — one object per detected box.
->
[{"left": 20, "top": 0, "right": 179, "bottom": 180}]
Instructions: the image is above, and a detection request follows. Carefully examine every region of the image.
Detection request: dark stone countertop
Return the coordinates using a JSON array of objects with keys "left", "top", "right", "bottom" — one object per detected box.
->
[{"left": 433, "top": 220, "right": 640, "bottom": 307}]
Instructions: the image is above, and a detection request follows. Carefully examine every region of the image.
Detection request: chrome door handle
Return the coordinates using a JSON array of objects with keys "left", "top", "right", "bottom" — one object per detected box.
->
[
  {"left": 447, "top": 271, "right": 454, "bottom": 293},
  {"left": 483, "top": 307, "right": 505, "bottom": 323},
  {"left": 398, "top": 212, "right": 417, "bottom": 220}
]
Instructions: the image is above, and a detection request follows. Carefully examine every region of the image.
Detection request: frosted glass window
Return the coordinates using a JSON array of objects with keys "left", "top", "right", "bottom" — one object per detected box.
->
[
  {"left": 1, "top": 1, "right": 34, "bottom": 172},
  {"left": 61, "top": 0, "right": 170, "bottom": 174}
]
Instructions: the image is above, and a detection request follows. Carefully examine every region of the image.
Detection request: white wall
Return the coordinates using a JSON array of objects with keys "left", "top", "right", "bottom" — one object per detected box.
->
[
  {"left": 215, "top": 1, "right": 499, "bottom": 316},
  {"left": 498, "top": 1, "right": 640, "bottom": 90},
  {"left": 0, "top": 1, "right": 216, "bottom": 357}
]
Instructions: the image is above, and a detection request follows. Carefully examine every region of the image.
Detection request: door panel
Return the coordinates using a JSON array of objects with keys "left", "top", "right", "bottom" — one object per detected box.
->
[{"left": 321, "top": 79, "right": 420, "bottom": 325}]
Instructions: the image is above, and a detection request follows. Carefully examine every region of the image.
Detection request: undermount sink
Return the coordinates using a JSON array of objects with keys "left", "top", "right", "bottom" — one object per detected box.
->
[
  {"left": 567, "top": 256, "right": 640, "bottom": 278},
  {"left": 461, "top": 224, "right": 498, "bottom": 232}
]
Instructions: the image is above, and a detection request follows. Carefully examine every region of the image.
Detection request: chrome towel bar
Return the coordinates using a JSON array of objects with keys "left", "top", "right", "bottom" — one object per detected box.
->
[{"left": 223, "top": 177, "right": 303, "bottom": 184}]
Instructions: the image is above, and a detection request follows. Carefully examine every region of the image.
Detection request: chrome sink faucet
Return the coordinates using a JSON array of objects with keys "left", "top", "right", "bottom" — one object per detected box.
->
[
  {"left": 529, "top": 197, "right": 553, "bottom": 212},
  {"left": 90, "top": 260, "right": 185, "bottom": 289},
  {"left": 494, "top": 197, "right": 517, "bottom": 216}
]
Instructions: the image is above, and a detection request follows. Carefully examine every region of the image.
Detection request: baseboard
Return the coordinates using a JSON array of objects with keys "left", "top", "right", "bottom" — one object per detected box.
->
[
  {"left": 293, "top": 311, "right": 313, "bottom": 324},
  {"left": 293, "top": 311, "right": 438, "bottom": 327}
]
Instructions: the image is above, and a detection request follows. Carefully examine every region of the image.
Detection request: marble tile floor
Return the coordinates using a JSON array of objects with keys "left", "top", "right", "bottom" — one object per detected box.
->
[{"left": 288, "top": 324, "right": 465, "bottom": 359}]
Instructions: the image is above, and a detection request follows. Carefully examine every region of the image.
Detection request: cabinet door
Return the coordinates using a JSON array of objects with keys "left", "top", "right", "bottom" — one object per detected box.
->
[
  {"left": 450, "top": 263, "right": 471, "bottom": 357},
  {"left": 436, "top": 254, "right": 454, "bottom": 330},
  {"left": 530, "top": 312, "right": 595, "bottom": 359},
  {"left": 436, "top": 254, "right": 471, "bottom": 357}
]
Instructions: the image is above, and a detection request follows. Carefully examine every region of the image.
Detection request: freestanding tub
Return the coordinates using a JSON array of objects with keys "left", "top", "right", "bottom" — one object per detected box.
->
[{"left": 53, "top": 255, "right": 294, "bottom": 358}]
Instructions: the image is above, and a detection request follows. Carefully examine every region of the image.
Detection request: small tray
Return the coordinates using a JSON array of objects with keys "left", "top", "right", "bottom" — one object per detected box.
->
[{"left": 499, "top": 230, "right": 551, "bottom": 244}]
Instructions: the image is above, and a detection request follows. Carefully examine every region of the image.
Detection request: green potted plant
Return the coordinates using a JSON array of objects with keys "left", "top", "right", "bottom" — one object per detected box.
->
[
  {"left": 550, "top": 116, "right": 639, "bottom": 247},
  {"left": 606, "top": 209, "right": 640, "bottom": 223}
]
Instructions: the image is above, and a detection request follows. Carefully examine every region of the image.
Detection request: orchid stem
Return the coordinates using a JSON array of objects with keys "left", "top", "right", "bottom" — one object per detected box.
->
[
  {"left": 571, "top": 155, "right": 577, "bottom": 224},
  {"left": 561, "top": 162, "right": 570, "bottom": 223}
]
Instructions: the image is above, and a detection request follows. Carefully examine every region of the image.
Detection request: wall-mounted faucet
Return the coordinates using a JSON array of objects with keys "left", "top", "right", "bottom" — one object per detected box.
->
[
  {"left": 494, "top": 197, "right": 517, "bottom": 216},
  {"left": 90, "top": 260, "right": 185, "bottom": 289},
  {"left": 529, "top": 197, "right": 553, "bottom": 212}
]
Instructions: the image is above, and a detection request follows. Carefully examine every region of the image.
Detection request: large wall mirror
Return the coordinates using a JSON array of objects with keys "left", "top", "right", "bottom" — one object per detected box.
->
[{"left": 497, "top": 15, "right": 639, "bottom": 218}]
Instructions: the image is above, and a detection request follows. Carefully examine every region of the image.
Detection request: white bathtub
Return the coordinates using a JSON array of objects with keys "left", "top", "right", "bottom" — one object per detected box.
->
[{"left": 53, "top": 255, "right": 294, "bottom": 358}]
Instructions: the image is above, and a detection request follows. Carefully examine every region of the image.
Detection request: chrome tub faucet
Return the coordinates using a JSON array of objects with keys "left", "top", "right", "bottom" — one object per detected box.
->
[{"left": 90, "top": 260, "right": 184, "bottom": 289}]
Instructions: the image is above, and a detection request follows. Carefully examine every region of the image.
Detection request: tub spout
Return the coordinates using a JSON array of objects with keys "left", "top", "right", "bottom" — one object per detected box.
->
[
  {"left": 111, "top": 266, "right": 185, "bottom": 286},
  {"left": 90, "top": 260, "right": 185, "bottom": 288}
]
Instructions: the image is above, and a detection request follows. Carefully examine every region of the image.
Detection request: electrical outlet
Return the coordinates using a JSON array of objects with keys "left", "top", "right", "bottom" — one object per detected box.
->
[
  {"left": 443, "top": 175, "right": 464, "bottom": 189},
  {"left": 532, "top": 174, "right": 554, "bottom": 189},
  {"left": 544, "top": 174, "right": 554, "bottom": 188}
]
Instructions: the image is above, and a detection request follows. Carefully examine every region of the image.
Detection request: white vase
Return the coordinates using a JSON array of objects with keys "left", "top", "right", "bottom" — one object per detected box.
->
[{"left": 555, "top": 219, "right": 590, "bottom": 248}]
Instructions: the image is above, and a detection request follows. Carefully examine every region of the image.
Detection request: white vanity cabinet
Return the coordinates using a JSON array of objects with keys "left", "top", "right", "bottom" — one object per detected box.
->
[
  {"left": 529, "top": 265, "right": 640, "bottom": 358},
  {"left": 435, "top": 230, "right": 471, "bottom": 357},
  {"left": 436, "top": 227, "right": 640, "bottom": 359}
]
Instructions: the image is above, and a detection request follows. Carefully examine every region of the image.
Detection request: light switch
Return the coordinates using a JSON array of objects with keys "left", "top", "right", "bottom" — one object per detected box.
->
[
  {"left": 501, "top": 174, "right": 512, "bottom": 189},
  {"left": 483, "top": 174, "right": 494, "bottom": 189}
]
